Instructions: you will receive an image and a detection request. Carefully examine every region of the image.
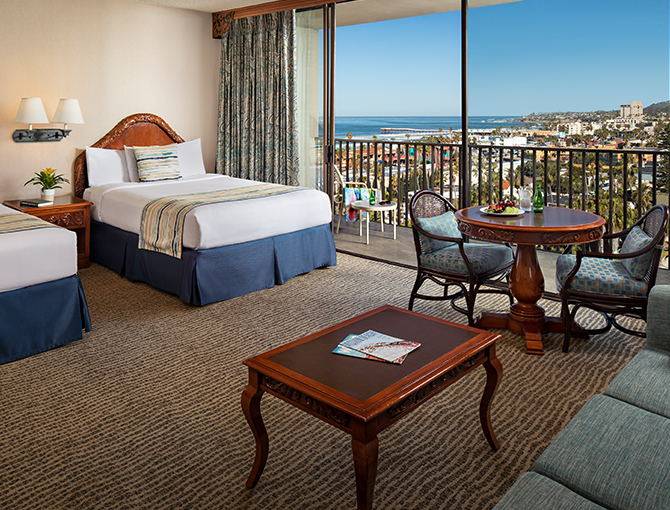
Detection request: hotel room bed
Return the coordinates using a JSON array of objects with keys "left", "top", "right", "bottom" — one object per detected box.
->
[
  {"left": 73, "top": 113, "right": 336, "bottom": 305},
  {"left": 0, "top": 205, "right": 91, "bottom": 365}
]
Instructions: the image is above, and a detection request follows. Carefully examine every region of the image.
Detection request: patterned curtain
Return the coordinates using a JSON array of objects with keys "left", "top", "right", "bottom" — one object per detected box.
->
[{"left": 216, "top": 11, "right": 299, "bottom": 186}]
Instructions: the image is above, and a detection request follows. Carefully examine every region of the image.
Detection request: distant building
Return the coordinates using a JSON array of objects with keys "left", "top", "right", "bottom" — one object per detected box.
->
[
  {"left": 567, "top": 121, "right": 582, "bottom": 135},
  {"left": 620, "top": 100, "right": 643, "bottom": 119},
  {"left": 608, "top": 117, "right": 638, "bottom": 128}
]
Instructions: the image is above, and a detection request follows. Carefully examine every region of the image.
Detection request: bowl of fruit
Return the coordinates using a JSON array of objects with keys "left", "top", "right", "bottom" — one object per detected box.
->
[{"left": 481, "top": 199, "right": 524, "bottom": 216}]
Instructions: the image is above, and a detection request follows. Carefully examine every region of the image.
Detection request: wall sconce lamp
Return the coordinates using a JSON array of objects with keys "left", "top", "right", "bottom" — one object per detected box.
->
[{"left": 13, "top": 98, "right": 84, "bottom": 143}]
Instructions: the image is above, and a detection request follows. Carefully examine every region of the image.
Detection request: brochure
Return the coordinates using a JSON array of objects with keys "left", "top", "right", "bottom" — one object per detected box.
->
[
  {"left": 334, "top": 330, "right": 420, "bottom": 364},
  {"left": 332, "top": 335, "right": 410, "bottom": 364}
]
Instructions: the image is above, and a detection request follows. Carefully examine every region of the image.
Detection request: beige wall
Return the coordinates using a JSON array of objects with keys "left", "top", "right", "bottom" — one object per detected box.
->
[{"left": 0, "top": 0, "right": 220, "bottom": 202}]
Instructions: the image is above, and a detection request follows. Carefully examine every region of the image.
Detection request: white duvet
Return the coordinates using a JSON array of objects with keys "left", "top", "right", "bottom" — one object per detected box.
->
[
  {"left": 0, "top": 205, "right": 78, "bottom": 293},
  {"left": 83, "top": 174, "right": 332, "bottom": 250}
]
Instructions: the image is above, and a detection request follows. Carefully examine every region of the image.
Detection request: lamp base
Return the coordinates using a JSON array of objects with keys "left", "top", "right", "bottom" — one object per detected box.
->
[{"left": 13, "top": 129, "right": 72, "bottom": 143}]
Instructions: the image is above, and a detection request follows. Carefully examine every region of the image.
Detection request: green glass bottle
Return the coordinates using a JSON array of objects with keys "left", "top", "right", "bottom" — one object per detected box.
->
[{"left": 533, "top": 183, "right": 544, "bottom": 213}]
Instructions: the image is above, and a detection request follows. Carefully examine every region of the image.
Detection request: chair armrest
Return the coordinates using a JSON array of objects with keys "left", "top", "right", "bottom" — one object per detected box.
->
[
  {"left": 416, "top": 229, "right": 464, "bottom": 245},
  {"left": 646, "top": 286, "right": 670, "bottom": 352},
  {"left": 575, "top": 250, "right": 621, "bottom": 261}
]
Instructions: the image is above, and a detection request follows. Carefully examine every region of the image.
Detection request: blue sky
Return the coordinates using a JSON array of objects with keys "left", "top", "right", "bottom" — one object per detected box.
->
[{"left": 334, "top": 0, "right": 669, "bottom": 116}]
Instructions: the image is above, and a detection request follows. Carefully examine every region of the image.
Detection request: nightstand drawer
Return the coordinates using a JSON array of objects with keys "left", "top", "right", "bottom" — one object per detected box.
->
[{"left": 33, "top": 210, "right": 86, "bottom": 229}]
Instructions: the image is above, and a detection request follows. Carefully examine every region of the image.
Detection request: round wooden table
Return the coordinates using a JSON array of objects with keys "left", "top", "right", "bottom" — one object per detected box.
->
[{"left": 455, "top": 206, "right": 605, "bottom": 355}]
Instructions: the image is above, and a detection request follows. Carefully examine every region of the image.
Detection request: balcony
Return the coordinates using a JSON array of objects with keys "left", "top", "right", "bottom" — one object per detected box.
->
[{"left": 331, "top": 138, "right": 670, "bottom": 296}]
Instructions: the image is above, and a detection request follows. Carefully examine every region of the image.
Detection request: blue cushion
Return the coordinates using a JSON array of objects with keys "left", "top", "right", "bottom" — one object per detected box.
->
[
  {"left": 415, "top": 211, "right": 461, "bottom": 254},
  {"left": 620, "top": 226, "right": 654, "bottom": 280},
  {"left": 604, "top": 347, "right": 670, "bottom": 420},
  {"left": 493, "top": 472, "right": 607, "bottom": 510},
  {"left": 555, "top": 253, "right": 648, "bottom": 297},
  {"left": 421, "top": 243, "right": 512, "bottom": 276},
  {"left": 533, "top": 394, "right": 670, "bottom": 510}
]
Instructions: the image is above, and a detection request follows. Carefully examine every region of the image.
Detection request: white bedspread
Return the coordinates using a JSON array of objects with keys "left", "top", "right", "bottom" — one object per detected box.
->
[
  {"left": 0, "top": 205, "right": 78, "bottom": 293},
  {"left": 83, "top": 174, "right": 333, "bottom": 250}
]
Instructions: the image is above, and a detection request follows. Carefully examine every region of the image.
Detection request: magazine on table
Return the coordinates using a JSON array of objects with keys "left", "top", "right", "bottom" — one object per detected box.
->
[{"left": 333, "top": 330, "right": 420, "bottom": 364}]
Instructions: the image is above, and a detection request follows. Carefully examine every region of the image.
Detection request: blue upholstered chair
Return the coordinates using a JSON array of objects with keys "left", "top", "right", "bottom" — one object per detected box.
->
[
  {"left": 556, "top": 203, "right": 669, "bottom": 352},
  {"left": 408, "top": 190, "right": 514, "bottom": 326}
]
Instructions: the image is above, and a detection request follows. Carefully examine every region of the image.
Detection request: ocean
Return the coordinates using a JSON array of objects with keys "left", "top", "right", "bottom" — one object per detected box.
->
[{"left": 328, "top": 116, "right": 530, "bottom": 139}]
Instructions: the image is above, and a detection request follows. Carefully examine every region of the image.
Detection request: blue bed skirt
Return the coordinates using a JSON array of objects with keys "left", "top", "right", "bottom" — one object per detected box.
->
[
  {"left": 0, "top": 275, "right": 92, "bottom": 365},
  {"left": 90, "top": 221, "right": 337, "bottom": 306}
]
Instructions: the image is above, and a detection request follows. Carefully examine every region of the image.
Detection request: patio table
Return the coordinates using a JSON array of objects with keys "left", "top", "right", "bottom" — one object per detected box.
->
[{"left": 350, "top": 200, "right": 397, "bottom": 245}]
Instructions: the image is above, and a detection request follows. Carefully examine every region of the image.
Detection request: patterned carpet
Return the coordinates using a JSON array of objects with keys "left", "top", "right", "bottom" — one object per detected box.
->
[{"left": 0, "top": 254, "right": 646, "bottom": 509}]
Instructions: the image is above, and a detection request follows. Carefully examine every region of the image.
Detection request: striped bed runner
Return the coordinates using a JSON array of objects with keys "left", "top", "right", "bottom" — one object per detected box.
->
[
  {"left": 0, "top": 213, "right": 59, "bottom": 234},
  {"left": 139, "top": 183, "right": 306, "bottom": 258}
]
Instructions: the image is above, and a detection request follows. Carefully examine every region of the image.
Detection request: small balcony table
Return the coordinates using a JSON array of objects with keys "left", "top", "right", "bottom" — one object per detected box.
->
[
  {"left": 455, "top": 205, "right": 605, "bottom": 355},
  {"left": 350, "top": 200, "right": 397, "bottom": 244}
]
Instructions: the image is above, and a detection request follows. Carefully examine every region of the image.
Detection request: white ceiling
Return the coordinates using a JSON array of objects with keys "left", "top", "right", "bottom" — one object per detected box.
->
[{"left": 132, "top": 0, "right": 522, "bottom": 26}]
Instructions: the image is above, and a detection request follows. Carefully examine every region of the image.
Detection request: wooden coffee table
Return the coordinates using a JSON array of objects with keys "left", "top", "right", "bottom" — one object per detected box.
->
[{"left": 241, "top": 305, "right": 502, "bottom": 509}]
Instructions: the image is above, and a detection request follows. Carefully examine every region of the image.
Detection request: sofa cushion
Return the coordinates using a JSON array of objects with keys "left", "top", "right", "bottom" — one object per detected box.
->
[
  {"left": 532, "top": 394, "right": 670, "bottom": 510},
  {"left": 421, "top": 243, "right": 512, "bottom": 276},
  {"left": 646, "top": 286, "right": 670, "bottom": 351},
  {"left": 493, "top": 472, "right": 607, "bottom": 510},
  {"left": 604, "top": 347, "right": 670, "bottom": 420},
  {"left": 555, "top": 253, "right": 648, "bottom": 297}
]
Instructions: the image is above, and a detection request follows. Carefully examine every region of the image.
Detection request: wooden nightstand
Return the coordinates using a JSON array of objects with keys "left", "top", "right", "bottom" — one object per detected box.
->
[{"left": 3, "top": 195, "right": 93, "bottom": 269}]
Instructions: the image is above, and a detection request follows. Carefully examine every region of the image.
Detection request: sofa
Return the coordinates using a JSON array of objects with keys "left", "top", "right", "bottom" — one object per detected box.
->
[{"left": 494, "top": 285, "right": 670, "bottom": 510}]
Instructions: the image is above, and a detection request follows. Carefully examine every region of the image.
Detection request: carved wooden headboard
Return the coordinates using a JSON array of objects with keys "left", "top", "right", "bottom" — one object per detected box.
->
[{"left": 73, "top": 113, "right": 185, "bottom": 198}]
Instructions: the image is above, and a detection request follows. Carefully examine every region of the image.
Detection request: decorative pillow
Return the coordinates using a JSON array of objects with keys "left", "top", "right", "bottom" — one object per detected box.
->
[
  {"left": 132, "top": 144, "right": 181, "bottom": 182},
  {"left": 85, "top": 147, "right": 129, "bottom": 186},
  {"left": 124, "top": 146, "right": 140, "bottom": 182},
  {"left": 344, "top": 187, "right": 367, "bottom": 222},
  {"left": 620, "top": 225, "right": 654, "bottom": 280},
  {"left": 177, "top": 139, "right": 207, "bottom": 177},
  {"left": 415, "top": 211, "right": 461, "bottom": 254}
]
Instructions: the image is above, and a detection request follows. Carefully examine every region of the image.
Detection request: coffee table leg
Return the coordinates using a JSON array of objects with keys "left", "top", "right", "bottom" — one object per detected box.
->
[
  {"left": 351, "top": 420, "right": 378, "bottom": 510},
  {"left": 480, "top": 350, "right": 502, "bottom": 450},
  {"left": 241, "top": 369, "right": 268, "bottom": 489}
]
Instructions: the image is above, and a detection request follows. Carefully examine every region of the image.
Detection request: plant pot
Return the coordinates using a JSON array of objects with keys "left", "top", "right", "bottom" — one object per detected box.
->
[{"left": 41, "top": 188, "right": 55, "bottom": 202}]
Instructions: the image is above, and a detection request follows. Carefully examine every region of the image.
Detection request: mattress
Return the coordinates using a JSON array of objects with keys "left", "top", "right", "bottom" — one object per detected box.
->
[
  {"left": 0, "top": 205, "right": 78, "bottom": 293},
  {"left": 83, "top": 174, "right": 332, "bottom": 250}
]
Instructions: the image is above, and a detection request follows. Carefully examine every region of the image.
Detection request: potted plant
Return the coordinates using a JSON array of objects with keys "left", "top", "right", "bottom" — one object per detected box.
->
[{"left": 24, "top": 167, "right": 70, "bottom": 202}]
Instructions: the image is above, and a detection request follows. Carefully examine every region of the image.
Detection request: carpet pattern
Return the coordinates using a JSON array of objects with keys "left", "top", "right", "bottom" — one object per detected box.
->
[{"left": 0, "top": 254, "right": 646, "bottom": 509}]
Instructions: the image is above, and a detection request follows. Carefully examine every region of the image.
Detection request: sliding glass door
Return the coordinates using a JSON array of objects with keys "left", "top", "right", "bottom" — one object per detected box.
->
[{"left": 296, "top": 5, "right": 336, "bottom": 199}]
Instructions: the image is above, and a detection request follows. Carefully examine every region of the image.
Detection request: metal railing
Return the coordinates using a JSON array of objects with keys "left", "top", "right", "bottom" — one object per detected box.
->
[{"left": 334, "top": 137, "right": 669, "bottom": 259}]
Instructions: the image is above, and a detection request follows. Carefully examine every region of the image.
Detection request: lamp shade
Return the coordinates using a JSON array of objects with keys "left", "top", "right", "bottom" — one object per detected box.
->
[
  {"left": 14, "top": 98, "right": 49, "bottom": 125},
  {"left": 52, "top": 99, "right": 84, "bottom": 125}
]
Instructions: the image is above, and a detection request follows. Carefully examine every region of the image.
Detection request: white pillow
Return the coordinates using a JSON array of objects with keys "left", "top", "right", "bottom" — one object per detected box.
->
[
  {"left": 124, "top": 146, "right": 140, "bottom": 182},
  {"left": 178, "top": 139, "right": 206, "bottom": 177},
  {"left": 86, "top": 147, "right": 130, "bottom": 186},
  {"left": 124, "top": 139, "right": 205, "bottom": 180}
]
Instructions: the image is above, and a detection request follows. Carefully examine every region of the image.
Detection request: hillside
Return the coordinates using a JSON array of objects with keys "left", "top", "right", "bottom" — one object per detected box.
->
[{"left": 645, "top": 100, "right": 670, "bottom": 115}]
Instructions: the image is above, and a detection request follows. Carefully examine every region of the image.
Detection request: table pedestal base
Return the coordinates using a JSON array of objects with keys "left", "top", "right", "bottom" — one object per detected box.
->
[
  {"left": 474, "top": 312, "right": 561, "bottom": 355},
  {"left": 475, "top": 310, "right": 589, "bottom": 355}
]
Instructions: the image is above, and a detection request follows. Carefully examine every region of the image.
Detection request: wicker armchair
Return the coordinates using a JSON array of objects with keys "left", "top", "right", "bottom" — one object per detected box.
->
[
  {"left": 409, "top": 190, "right": 514, "bottom": 326},
  {"left": 556, "top": 203, "right": 669, "bottom": 352}
]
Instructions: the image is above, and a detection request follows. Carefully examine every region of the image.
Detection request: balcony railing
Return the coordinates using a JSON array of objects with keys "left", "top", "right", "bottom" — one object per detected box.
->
[{"left": 334, "top": 137, "right": 669, "bottom": 261}]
